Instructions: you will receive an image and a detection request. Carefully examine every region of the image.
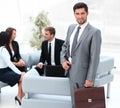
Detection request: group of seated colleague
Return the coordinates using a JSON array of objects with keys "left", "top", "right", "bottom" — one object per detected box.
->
[{"left": 0, "top": 26, "right": 65, "bottom": 105}]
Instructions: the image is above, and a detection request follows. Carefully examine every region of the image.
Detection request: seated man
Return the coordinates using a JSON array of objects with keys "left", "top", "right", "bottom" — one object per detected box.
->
[{"left": 35, "top": 26, "right": 65, "bottom": 76}]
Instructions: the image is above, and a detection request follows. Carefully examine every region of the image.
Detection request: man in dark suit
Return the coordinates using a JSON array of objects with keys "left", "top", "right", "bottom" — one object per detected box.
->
[{"left": 35, "top": 26, "right": 64, "bottom": 75}]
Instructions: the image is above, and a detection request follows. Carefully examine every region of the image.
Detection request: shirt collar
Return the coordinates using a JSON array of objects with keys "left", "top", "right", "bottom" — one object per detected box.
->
[
  {"left": 77, "top": 21, "right": 88, "bottom": 30},
  {"left": 48, "top": 37, "right": 55, "bottom": 44}
]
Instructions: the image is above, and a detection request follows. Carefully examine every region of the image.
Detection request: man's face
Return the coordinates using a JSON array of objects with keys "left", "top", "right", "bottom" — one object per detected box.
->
[
  {"left": 74, "top": 8, "right": 88, "bottom": 25},
  {"left": 44, "top": 31, "right": 53, "bottom": 41}
]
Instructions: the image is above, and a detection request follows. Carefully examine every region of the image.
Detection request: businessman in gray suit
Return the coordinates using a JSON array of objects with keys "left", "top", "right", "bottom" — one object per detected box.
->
[{"left": 61, "top": 2, "right": 102, "bottom": 108}]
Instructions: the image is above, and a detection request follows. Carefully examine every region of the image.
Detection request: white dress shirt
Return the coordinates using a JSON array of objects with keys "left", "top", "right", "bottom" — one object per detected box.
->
[
  {"left": 48, "top": 38, "right": 55, "bottom": 65},
  {"left": 0, "top": 46, "right": 21, "bottom": 74},
  {"left": 69, "top": 21, "right": 88, "bottom": 62}
]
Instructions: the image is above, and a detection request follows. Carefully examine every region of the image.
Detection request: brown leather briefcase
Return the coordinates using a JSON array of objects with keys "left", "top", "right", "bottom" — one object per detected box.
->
[{"left": 74, "top": 86, "right": 106, "bottom": 108}]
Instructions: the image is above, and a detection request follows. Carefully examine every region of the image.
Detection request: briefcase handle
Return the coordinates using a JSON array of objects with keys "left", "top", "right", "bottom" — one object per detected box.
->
[
  {"left": 75, "top": 83, "right": 93, "bottom": 89},
  {"left": 75, "top": 83, "right": 80, "bottom": 88}
]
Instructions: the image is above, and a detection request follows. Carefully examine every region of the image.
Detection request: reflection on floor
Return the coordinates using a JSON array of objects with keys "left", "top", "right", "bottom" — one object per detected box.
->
[
  {"left": 0, "top": 84, "right": 21, "bottom": 108},
  {"left": 0, "top": 70, "right": 120, "bottom": 108}
]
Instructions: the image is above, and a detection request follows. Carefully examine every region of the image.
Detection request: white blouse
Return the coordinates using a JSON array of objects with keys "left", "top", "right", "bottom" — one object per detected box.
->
[{"left": 0, "top": 46, "right": 21, "bottom": 75}]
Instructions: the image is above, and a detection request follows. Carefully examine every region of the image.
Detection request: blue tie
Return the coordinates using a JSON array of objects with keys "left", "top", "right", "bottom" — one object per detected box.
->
[{"left": 71, "top": 26, "right": 80, "bottom": 57}]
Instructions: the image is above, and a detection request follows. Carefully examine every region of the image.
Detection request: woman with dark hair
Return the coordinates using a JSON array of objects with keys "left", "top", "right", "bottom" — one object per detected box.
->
[
  {"left": 0, "top": 31, "right": 25, "bottom": 105},
  {"left": 6, "top": 27, "right": 26, "bottom": 71}
]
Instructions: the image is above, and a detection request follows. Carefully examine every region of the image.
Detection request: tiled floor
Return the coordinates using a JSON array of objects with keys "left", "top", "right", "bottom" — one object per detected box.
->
[{"left": 0, "top": 70, "right": 120, "bottom": 108}]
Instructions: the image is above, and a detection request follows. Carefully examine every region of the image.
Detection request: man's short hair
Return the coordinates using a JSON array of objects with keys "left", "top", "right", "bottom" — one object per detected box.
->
[
  {"left": 73, "top": 2, "right": 88, "bottom": 13},
  {"left": 45, "top": 26, "right": 55, "bottom": 36}
]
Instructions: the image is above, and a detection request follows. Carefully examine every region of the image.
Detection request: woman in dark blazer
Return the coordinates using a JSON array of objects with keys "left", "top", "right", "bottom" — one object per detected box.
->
[{"left": 6, "top": 27, "right": 26, "bottom": 71}]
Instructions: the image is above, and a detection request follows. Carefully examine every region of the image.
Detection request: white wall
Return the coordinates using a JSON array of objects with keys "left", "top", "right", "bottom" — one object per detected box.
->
[
  {"left": 0, "top": 0, "right": 120, "bottom": 50},
  {"left": 0, "top": 0, "right": 120, "bottom": 69}
]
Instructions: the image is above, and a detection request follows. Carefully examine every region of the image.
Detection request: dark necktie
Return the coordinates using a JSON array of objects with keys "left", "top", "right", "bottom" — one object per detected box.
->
[
  {"left": 71, "top": 26, "right": 80, "bottom": 57},
  {"left": 48, "top": 43, "right": 51, "bottom": 65}
]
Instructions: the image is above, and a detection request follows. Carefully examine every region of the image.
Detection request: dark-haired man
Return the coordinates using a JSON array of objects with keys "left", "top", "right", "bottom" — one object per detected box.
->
[{"left": 61, "top": 2, "right": 102, "bottom": 107}]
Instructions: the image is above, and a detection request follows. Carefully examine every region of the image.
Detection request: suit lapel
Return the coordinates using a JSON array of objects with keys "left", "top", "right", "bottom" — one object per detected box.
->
[
  {"left": 68, "top": 24, "right": 77, "bottom": 42},
  {"left": 54, "top": 39, "right": 57, "bottom": 62},
  {"left": 75, "top": 23, "right": 91, "bottom": 50},
  {"left": 46, "top": 41, "right": 49, "bottom": 56},
  {"left": 54, "top": 39, "right": 60, "bottom": 65}
]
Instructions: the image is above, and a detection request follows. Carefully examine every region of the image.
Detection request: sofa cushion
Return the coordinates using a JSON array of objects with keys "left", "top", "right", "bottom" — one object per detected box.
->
[
  {"left": 23, "top": 69, "right": 71, "bottom": 96},
  {"left": 22, "top": 95, "right": 72, "bottom": 108},
  {"left": 28, "top": 93, "right": 71, "bottom": 101}
]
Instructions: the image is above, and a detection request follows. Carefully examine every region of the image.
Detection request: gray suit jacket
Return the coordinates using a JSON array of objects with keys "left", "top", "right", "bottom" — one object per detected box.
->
[{"left": 61, "top": 23, "right": 102, "bottom": 88}]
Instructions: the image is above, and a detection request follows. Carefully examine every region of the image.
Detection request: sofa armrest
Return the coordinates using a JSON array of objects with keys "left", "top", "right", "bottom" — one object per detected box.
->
[
  {"left": 23, "top": 69, "right": 71, "bottom": 96},
  {"left": 94, "top": 56, "right": 114, "bottom": 86},
  {"left": 96, "top": 56, "right": 114, "bottom": 78},
  {"left": 21, "top": 51, "right": 41, "bottom": 68}
]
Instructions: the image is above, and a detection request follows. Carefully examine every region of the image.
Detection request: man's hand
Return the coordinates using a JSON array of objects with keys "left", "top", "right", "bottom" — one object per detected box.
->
[
  {"left": 84, "top": 80, "right": 93, "bottom": 87},
  {"left": 36, "top": 63, "right": 43, "bottom": 69},
  {"left": 61, "top": 60, "right": 71, "bottom": 70},
  {"left": 18, "top": 59, "right": 26, "bottom": 66}
]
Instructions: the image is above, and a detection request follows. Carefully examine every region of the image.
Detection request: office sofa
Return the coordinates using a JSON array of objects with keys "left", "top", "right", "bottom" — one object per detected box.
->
[{"left": 21, "top": 55, "right": 114, "bottom": 108}]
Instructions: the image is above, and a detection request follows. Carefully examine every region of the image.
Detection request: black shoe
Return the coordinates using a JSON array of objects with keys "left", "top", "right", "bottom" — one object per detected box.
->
[{"left": 15, "top": 96, "right": 21, "bottom": 105}]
